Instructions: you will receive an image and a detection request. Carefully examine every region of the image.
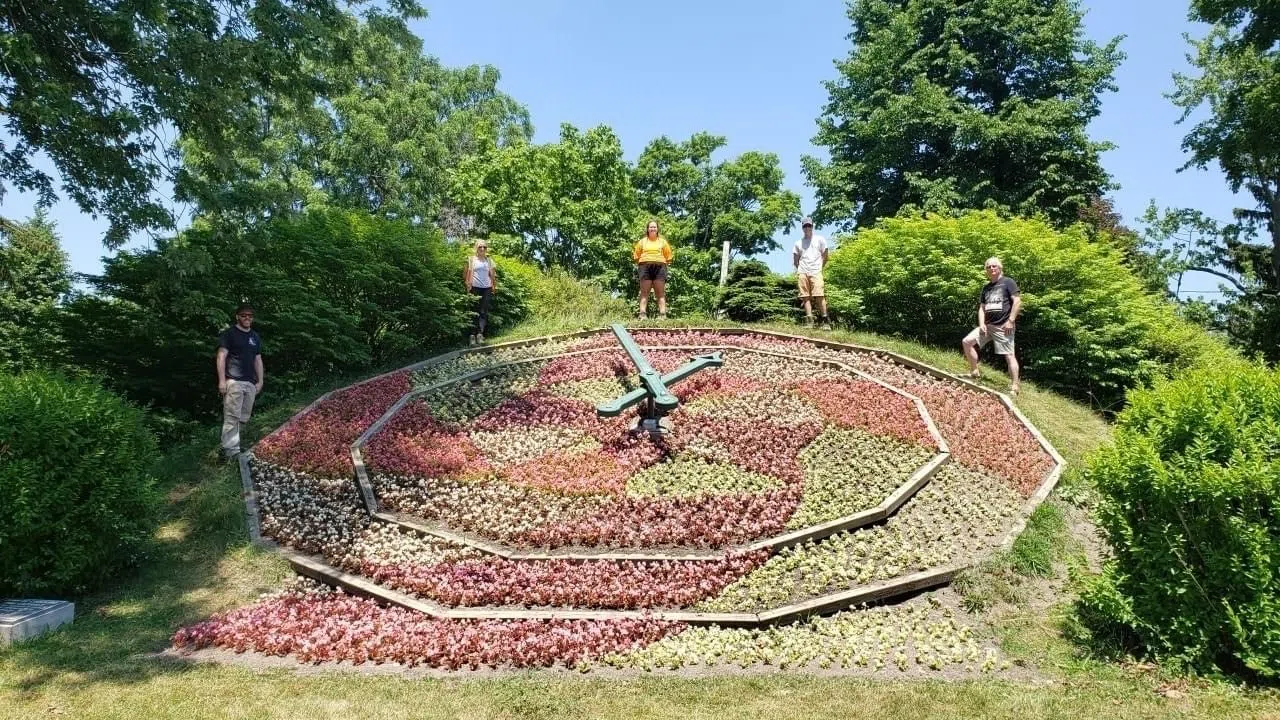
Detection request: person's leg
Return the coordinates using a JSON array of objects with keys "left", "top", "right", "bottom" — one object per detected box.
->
[
  {"left": 993, "top": 328, "right": 1019, "bottom": 393},
  {"left": 221, "top": 382, "right": 245, "bottom": 456},
  {"left": 638, "top": 277, "right": 652, "bottom": 317},
  {"left": 469, "top": 287, "right": 483, "bottom": 342},
  {"left": 654, "top": 279, "right": 667, "bottom": 317},
  {"left": 797, "top": 275, "right": 814, "bottom": 323},
  {"left": 477, "top": 287, "right": 492, "bottom": 340},
  {"left": 1003, "top": 352, "right": 1020, "bottom": 393},
  {"left": 962, "top": 327, "right": 985, "bottom": 377},
  {"left": 813, "top": 275, "right": 830, "bottom": 327}
]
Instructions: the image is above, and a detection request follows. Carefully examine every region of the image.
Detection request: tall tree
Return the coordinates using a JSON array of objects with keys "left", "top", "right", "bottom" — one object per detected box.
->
[
  {"left": 0, "top": 212, "right": 70, "bottom": 371},
  {"left": 634, "top": 132, "right": 801, "bottom": 282},
  {"left": 1172, "top": 1, "right": 1280, "bottom": 322},
  {"left": 178, "top": 20, "right": 530, "bottom": 227},
  {"left": 804, "top": 0, "right": 1122, "bottom": 230},
  {"left": 448, "top": 124, "right": 637, "bottom": 280},
  {"left": 0, "top": 0, "right": 423, "bottom": 246}
]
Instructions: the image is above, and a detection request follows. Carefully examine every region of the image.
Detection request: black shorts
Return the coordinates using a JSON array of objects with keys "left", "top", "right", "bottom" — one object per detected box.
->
[{"left": 637, "top": 263, "right": 668, "bottom": 282}]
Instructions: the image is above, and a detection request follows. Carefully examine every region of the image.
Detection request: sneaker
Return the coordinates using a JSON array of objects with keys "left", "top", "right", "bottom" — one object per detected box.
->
[
  {"left": 967, "top": 369, "right": 981, "bottom": 380},
  {"left": 805, "top": 316, "right": 815, "bottom": 329},
  {"left": 468, "top": 334, "right": 477, "bottom": 346},
  {"left": 476, "top": 333, "right": 484, "bottom": 343},
  {"left": 820, "top": 318, "right": 833, "bottom": 331},
  {"left": 1009, "top": 384, "right": 1020, "bottom": 397}
]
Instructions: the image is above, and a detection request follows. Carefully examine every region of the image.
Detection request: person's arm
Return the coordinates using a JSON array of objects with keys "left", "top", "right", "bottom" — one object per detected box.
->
[
  {"left": 792, "top": 243, "right": 801, "bottom": 269},
  {"left": 490, "top": 262, "right": 498, "bottom": 292},
  {"left": 820, "top": 239, "right": 829, "bottom": 269},
  {"left": 662, "top": 240, "right": 673, "bottom": 265},
  {"left": 216, "top": 346, "right": 228, "bottom": 395},
  {"left": 977, "top": 300, "right": 986, "bottom": 331},
  {"left": 1003, "top": 294, "right": 1021, "bottom": 331},
  {"left": 254, "top": 354, "right": 264, "bottom": 393},
  {"left": 463, "top": 258, "right": 472, "bottom": 291},
  {"left": 633, "top": 240, "right": 643, "bottom": 264}
]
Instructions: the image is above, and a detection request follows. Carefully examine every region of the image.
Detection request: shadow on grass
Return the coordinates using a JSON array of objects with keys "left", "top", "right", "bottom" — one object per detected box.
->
[{"left": 0, "top": 420, "right": 292, "bottom": 695}]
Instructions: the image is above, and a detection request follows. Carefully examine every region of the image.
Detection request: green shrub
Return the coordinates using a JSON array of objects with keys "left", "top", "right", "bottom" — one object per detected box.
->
[
  {"left": 825, "top": 211, "right": 1232, "bottom": 410},
  {"left": 1077, "top": 361, "right": 1280, "bottom": 677},
  {"left": 0, "top": 371, "right": 161, "bottom": 596},
  {"left": 62, "top": 209, "right": 471, "bottom": 419},
  {"left": 718, "top": 260, "right": 797, "bottom": 322},
  {"left": 520, "top": 265, "right": 629, "bottom": 325}
]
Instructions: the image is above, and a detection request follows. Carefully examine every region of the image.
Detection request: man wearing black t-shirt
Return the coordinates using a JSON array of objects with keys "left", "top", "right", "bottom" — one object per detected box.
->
[
  {"left": 961, "top": 257, "right": 1021, "bottom": 396},
  {"left": 216, "top": 303, "right": 264, "bottom": 459}
]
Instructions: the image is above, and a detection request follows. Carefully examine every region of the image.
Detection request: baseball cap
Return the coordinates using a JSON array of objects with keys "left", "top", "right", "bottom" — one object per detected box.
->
[{"left": 801, "top": 216, "right": 814, "bottom": 227}]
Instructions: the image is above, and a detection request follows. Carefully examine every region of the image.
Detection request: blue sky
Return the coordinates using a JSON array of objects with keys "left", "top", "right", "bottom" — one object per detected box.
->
[{"left": 2, "top": 1, "right": 1245, "bottom": 295}]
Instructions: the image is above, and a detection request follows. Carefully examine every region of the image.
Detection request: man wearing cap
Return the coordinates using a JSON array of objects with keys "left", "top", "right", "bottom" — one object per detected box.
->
[
  {"left": 962, "top": 257, "right": 1021, "bottom": 396},
  {"left": 793, "top": 216, "right": 832, "bottom": 330},
  {"left": 216, "top": 302, "right": 264, "bottom": 459}
]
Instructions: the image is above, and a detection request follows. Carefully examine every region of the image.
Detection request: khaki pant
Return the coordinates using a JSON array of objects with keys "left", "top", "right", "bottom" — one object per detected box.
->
[
  {"left": 964, "top": 325, "right": 1016, "bottom": 355},
  {"left": 797, "top": 273, "right": 825, "bottom": 298},
  {"left": 220, "top": 380, "right": 257, "bottom": 453}
]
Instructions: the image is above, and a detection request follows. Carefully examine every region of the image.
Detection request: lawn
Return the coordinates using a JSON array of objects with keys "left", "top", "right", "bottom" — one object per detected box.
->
[{"left": 2, "top": 319, "right": 1276, "bottom": 720}]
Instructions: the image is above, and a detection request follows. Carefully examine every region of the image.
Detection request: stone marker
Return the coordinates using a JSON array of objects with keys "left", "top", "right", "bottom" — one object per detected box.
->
[{"left": 0, "top": 599, "right": 74, "bottom": 646}]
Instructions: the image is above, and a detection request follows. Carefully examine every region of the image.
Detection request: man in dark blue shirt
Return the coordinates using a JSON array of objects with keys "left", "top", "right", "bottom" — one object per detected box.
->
[
  {"left": 216, "top": 303, "right": 264, "bottom": 459},
  {"left": 961, "top": 257, "right": 1022, "bottom": 396}
]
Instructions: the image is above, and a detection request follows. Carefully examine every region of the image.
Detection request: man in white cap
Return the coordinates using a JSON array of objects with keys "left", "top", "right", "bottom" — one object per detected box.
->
[
  {"left": 792, "top": 216, "right": 831, "bottom": 330},
  {"left": 962, "top": 257, "right": 1021, "bottom": 396}
]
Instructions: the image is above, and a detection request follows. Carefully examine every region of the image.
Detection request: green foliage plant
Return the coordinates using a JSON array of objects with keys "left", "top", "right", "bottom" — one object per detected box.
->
[
  {"left": 1, "top": 0, "right": 425, "bottom": 246},
  {"left": 1077, "top": 361, "right": 1280, "bottom": 678},
  {"left": 717, "top": 260, "right": 798, "bottom": 323},
  {"left": 0, "top": 213, "right": 70, "bottom": 372},
  {"left": 804, "top": 0, "right": 1122, "bottom": 230},
  {"left": 0, "top": 371, "right": 160, "bottom": 596},
  {"left": 825, "top": 211, "right": 1231, "bottom": 410},
  {"left": 62, "top": 208, "right": 474, "bottom": 419}
]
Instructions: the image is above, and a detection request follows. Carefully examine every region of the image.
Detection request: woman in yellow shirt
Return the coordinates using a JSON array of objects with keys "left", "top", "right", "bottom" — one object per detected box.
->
[{"left": 633, "top": 219, "right": 673, "bottom": 319}]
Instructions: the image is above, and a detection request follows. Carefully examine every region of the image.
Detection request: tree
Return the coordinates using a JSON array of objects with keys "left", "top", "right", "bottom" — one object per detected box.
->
[
  {"left": 825, "top": 211, "right": 1231, "bottom": 410},
  {"left": 61, "top": 209, "right": 475, "bottom": 418},
  {"left": 0, "top": 0, "right": 423, "bottom": 246},
  {"left": 178, "top": 20, "right": 530, "bottom": 228},
  {"left": 0, "top": 212, "right": 70, "bottom": 371},
  {"left": 1142, "top": 204, "right": 1278, "bottom": 361},
  {"left": 1171, "top": 1, "right": 1280, "bottom": 362},
  {"left": 804, "top": 0, "right": 1122, "bottom": 231},
  {"left": 634, "top": 133, "right": 801, "bottom": 283},
  {"left": 448, "top": 124, "right": 638, "bottom": 280}
]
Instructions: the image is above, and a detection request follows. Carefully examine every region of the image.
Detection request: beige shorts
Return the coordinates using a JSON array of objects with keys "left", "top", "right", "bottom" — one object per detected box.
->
[
  {"left": 965, "top": 325, "right": 1015, "bottom": 355},
  {"left": 797, "top": 273, "right": 825, "bottom": 298}
]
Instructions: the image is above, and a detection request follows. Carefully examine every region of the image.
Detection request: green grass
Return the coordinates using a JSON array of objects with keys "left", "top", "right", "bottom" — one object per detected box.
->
[{"left": 5, "top": 317, "right": 1278, "bottom": 719}]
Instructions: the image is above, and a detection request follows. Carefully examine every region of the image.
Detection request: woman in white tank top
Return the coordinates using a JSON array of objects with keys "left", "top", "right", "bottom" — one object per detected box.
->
[{"left": 463, "top": 240, "right": 498, "bottom": 345}]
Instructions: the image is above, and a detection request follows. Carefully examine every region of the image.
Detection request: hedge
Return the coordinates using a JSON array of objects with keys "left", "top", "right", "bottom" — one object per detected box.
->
[
  {"left": 1078, "top": 361, "right": 1280, "bottom": 678},
  {"left": 825, "top": 211, "right": 1230, "bottom": 410},
  {"left": 0, "top": 371, "right": 161, "bottom": 596}
]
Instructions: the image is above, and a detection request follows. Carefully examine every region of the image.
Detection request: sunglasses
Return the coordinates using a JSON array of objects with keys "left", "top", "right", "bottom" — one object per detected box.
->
[{"left": 237, "top": 313, "right": 254, "bottom": 318}]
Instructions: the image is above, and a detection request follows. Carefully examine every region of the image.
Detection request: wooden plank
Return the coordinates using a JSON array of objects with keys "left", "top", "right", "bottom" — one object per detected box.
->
[
  {"left": 236, "top": 453, "right": 263, "bottom": 545},
  {"left": 743, "top": 507, "right": 886, "bottom": 553},
  {"left": 880, "top": 452, "right": 949, "bottom": 517},
  {"left": 755, "top": 564, "right": 965, "bottom": 625}
]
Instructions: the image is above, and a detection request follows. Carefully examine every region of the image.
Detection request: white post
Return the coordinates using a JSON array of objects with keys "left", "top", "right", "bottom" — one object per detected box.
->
[{"left": 719, "top": 240, "right": 731, "bottom": 286}]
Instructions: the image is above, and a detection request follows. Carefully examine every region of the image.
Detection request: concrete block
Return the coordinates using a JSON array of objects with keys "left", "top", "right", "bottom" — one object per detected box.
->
[{"left": 0, "top": 599, "right": 74, "bottom": 646}]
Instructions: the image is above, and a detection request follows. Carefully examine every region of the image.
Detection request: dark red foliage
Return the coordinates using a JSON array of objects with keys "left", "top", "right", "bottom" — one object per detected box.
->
[
  {"left": 256, "top": 372, "right": 411, "bottom": 476},
  {"left": 172, "top": 589, "right": 684, "bottom": 669}
]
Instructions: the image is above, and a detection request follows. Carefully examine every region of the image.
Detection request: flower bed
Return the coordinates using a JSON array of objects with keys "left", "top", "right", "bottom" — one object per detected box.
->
[
  {"left": 203, "top": 327, "right": 1062, "bottom": 672},
  {"left": 694, "top": 464, "right": 1022, "bottom": 612},
  {"left": 173, "top": 580, "right": 1007, "bottom": 673},
  {"left": 173, "top": 580, "right": 683, "bottom": 670}
]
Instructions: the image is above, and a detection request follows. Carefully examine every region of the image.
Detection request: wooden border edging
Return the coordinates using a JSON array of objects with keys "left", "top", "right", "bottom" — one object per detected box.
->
[
  {"left": 349, "top": 344, "right": 949, "bottom": 562},
  {"left": 238, "top": 325, "right": 1065, "bottom": 628}
]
